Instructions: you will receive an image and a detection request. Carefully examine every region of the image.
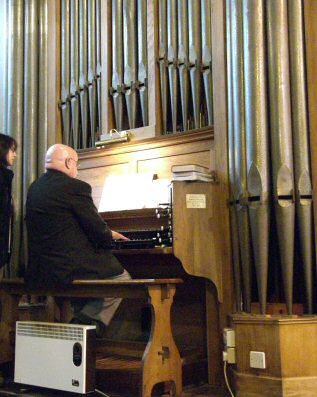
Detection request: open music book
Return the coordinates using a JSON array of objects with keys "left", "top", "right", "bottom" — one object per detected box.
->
[{"left": 98, "top": 173, "right": 171, "bottom": 212}]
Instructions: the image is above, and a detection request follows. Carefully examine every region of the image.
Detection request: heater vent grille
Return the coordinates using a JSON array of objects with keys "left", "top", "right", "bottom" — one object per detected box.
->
[{"left": 16, "top": 322, "right": 83, "bottom": 341}]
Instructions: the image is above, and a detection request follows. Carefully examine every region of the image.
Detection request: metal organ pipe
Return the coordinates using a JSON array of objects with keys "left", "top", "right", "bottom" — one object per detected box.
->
[
  {"left": 177, "top": 0, "right": 189, "bottom": 132},
  {"left": 188, "top": 0, "right": 202, "bottom": 130},
  {"left": 87, "top": 0, "right": 96, "bottom": 146},
  {"left": 227, "top": 0, "right": 314, "bottom": 314},
  {"left": 79, "top": 0, "right": 88, "bottom": 148},
  {"left": 96, "top": 0, "right": 102, "bottom": 136},
  {"left": 267, "top": 0, "right": 295, "bottom": 315},
  {"left": 38, "top": 0, "right": 50, "bottom": 174},
  {"left": 23, "top": 0, "right": 38, "bottom": 197},
  {"left": 111, "top": 0, "right": 124, "bottom": 132},
  {"left": 123, "top": 0, "right": 137, "bottom": 129},
  {"left": 243, "top": 0, "right": 270, "bottom": 315},
  {"left": 158, "top": 0, "right": 168, "bottom": 133},
  {"left": 137, "top": 0, "right": 148, "bottom": 127},
  {"left": 226, "top": 0, "right": 242, "bottom": 311},
  {"left": 167, "top": 0, "right": 178, "bottom": 133},
  {"left": 70, "top": 0, "right": 80, "bottom": 148},
  {"left": 231, "top": 0, "right": 253, "bottom": 313},
  {"left": 7, "top": 0, "right": 24, "bottom": 277},
  {"left": 61, "top": 0, "right": 71, "bottom": 146},
  {"left": 201, "top": 0, "right": 213, "bottom": 126},
  {"left": 288, "top": 0, "right": 313, "bottom": 314}
]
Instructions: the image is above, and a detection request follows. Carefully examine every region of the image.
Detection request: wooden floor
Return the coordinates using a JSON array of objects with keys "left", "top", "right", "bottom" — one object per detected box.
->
[{"left": 0, "top": 383, "right": 228, "bottom": 397}]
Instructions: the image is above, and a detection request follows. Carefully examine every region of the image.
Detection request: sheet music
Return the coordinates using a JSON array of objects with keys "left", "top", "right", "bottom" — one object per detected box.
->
[{"left": 98, "top": 173, "right": 171, "bottom": 212}]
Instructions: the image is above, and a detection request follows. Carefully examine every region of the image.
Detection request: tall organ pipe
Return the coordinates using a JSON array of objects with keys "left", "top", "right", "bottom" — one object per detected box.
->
[
  {"left": 96, "top": 0, "right": 102, "bottom": 135},
  {"left": 158, "top": 0, "right": 168, "bottom": 133},
  {"left": 123, "top": 0, "right": 137, "bottom": 129},
  {"left": 201, "top": 0, "right": 213, "bottom": 126},
  {"left": 243, "top": 0, "right": 270, "bottom": 315},
  {"left": 61, "top": 0, "right": 71, "bottom": 145},
  {"left": 38, "top": 0, "right": 49, "bottom": 173},
  {"left": 167, "top": 0, "right": 178, "bottom": 132},
  {"left": 226, "top": 0, "right": 242, "bottom": 311},
  {"left": 79, "top": 0, "right": 88, "bottom": 148},
  {"left": 87, "top": 0, "right": 96, "bottom": 146},
  {"left": 188, "top": 0, "right": 201, "bottom": 129},
  {"left": 231, "top": 0, "right": 253, "bottom": 312},
  {"left": 267, "top": 0, "right": 295, "bottom": 314},
  {"left": 288, "top": 0, "right": 313, "bottom": 314},
  {"left": 111, "top": 0, "right": 124, "bottom": 131},
  {"left": 23, "top": 0, "right": 38, "bottom": 196},
  {"left": 137, "top": 0, "right": 148, "bottom": 127},
  {"left": 7, "top": 0, "right": 24, "bottom": 276},
  {"left": 177, "top": 0, "right": 189, "bottom": 131},
  {"left": 70, "top": 0, "right": 79, "bottom": 148}
]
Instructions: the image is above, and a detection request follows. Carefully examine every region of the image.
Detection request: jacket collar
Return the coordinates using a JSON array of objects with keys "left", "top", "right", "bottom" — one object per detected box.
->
[{"left": 0, "top": 166, "right": 14, "bottom": 185}]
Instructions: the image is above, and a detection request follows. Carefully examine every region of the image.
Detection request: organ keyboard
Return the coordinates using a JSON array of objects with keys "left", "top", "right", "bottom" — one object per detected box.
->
[{"left": 110, "top": 204, "right": 173, "bottom": 249}]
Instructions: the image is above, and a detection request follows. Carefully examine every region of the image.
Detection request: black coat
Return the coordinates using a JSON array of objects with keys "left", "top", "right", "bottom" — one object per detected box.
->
[
  {"left": 25, "top": 169, "right": 123, "bottom": 287},
  {"left": 0, "top": 167, "right": 13, "bottom": 269}
]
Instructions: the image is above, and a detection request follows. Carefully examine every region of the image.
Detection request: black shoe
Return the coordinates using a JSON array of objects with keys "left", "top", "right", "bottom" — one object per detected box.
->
[
  {"left": 91, "top": 320, "right": 107, "bottom": 339},
  {"left": 70, "top": 317, "right": 106, "bottom": 339},
  {"left": 69, "top": 317, "right": 87, "bottom": 325}
]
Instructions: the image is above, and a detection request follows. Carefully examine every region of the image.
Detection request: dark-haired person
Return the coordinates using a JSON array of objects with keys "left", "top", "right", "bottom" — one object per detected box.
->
[{"left": 0, "top": 133, "right": 17, "bottom": 275}]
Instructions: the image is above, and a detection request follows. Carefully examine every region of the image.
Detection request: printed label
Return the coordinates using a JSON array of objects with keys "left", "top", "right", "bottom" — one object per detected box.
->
[{"left": 186, "top": 194, "right": 206, "bottom": 209}]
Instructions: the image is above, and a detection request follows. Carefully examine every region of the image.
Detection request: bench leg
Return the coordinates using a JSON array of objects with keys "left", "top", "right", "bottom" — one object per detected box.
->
[
  {"left": 141, "top": 284, "right": 182, "bottom": 397},
  {"left": 0, "top": 291, "right": 20, "bottom": 364}
]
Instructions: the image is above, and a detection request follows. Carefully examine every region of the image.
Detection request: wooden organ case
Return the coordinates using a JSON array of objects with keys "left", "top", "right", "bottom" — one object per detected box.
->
[{"left": 78, "top": 131, "right": 234, "bottom": 393}]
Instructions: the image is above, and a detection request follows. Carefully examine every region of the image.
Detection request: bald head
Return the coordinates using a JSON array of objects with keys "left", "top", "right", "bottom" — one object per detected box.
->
[{"left": 45, "top": 144, "right": 79, "bottom": 178}]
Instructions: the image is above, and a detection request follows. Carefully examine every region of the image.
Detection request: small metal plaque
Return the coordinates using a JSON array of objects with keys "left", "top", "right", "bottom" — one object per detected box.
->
[{"left": 186, "top": 194, "right": 206, "bottom": 209}]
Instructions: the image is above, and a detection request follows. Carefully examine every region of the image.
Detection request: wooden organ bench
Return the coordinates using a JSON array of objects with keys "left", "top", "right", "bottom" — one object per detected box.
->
[{"left": 0, "top": 277, "right": 183, "bottom": 397}]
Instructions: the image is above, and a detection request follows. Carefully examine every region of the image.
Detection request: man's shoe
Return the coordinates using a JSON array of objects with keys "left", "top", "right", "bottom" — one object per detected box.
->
[
  {"left": 70, "top": 317, "right": 106, "bottom": 339},
  {"left": 91, "top": 320, "right": 107, "bottom": 339},
  {"left": 69, "top": 317, "right": 87, "bottom": 325}
]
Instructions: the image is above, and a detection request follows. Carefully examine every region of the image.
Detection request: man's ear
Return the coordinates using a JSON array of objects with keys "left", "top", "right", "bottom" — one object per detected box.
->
[{"left": 65, "top": 158, "right": 71, "bottom": 169}]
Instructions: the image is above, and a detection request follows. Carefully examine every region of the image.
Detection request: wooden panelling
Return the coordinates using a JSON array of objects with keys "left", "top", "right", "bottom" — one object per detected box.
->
[
  {"left": 173, "top": 182, "right": 224, "bottom": 302},
  {"left": 78, "top": 129, "right": 214, "bottom": 207},
  {"left": 232, "top": 314, "right": 317, "bottom": 396},
  {"left": 137, "top": 151, "right": 213, "bottom": 178},
  {"left": 79, "top": 163, "right": 130, "bottom": 208}
]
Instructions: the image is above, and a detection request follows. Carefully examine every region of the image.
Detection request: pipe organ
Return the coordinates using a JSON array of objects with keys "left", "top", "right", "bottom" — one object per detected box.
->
[
  {"left": 60, "top": 0, "right": 101, "bottom": 149},
  {"left": 227, "top": 0, "right": 314, "bottom": 315},
  {"left": 60, "top": 0, "right": 215, "bottom": 146}
]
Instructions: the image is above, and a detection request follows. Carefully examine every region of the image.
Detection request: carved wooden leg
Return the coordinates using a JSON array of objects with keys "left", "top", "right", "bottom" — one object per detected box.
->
[
  {"left": 141, "top": 284, "right": 182, "bottom": 397},
  {"left": 0, "top": 291, "right": 20, "bottom": 364}
]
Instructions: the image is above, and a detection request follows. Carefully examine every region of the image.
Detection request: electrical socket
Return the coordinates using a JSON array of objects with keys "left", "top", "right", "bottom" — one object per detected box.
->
[
  {"left": 223, "top": 328, "right": 235, "bottom": 348},
  {"left": 227, "top": 347, "right": 236, "bottom": 364},
  {"left": 222, "top": 348, "right": 236, "bottom": 364},
  {"left": 250, "top": 351, "right": 266, "bottom": 369}
]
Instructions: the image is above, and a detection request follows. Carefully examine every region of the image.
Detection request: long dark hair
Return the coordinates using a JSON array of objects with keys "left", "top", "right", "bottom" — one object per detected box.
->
[{"left": 0, "top": 133, "right": 17, "bottom": 167}]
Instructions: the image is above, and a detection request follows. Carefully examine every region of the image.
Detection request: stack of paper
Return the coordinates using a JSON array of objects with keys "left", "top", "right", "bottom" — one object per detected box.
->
[{"left": 171, "top": 164, "right": 214, "bottom": 182}]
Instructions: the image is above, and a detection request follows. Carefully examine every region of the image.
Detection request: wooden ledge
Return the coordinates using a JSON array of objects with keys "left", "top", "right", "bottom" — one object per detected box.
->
[{"left": 0, "top": 277, "right": 183, "bottom": 300}]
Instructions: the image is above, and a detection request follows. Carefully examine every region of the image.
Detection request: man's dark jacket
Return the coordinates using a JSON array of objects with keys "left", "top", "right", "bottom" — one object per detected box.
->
[
  {"left": 0, "top": 166, "right": 13, "bottom": 269},
  {"left": 25, "top": 169, "right": 123, "bottom": 287}
]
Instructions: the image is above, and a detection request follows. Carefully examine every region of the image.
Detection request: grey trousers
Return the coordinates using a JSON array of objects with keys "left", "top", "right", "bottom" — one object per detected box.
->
[{"left": 72, "top": 269, "right": 131, "bottom": 326}]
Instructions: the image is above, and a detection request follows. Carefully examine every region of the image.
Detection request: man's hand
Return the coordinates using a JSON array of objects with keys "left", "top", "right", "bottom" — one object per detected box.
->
[{"left": 111, "top": 230, "right": 130, "bottom": 241}]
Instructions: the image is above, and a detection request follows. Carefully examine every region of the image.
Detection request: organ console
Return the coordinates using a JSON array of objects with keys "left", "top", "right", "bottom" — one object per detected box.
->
[{"left": 97, "top": 181, "right": 232, "bottom": 391}]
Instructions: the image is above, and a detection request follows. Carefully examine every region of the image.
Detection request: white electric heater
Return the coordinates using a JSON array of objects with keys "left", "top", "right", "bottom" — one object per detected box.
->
[{"left": 14, "top": 321, "right": 96, "bottom": 394}]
